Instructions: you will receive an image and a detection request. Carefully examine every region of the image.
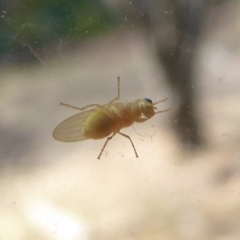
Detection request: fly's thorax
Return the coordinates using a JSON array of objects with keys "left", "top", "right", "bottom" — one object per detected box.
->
[
  {"left": 108, "top": 102, "right": 135, "bottom": 128},
  {"left": 131, "top": 99, "right": 155, "bottom": 119},
  {"left": 82, "top": 110, "right": 116, "bottom": 139}
]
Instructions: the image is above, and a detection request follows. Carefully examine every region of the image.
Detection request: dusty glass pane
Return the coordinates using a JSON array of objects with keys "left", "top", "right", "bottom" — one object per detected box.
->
[{"left": 1, "top": 0, "right": 240, "bottom": 239}]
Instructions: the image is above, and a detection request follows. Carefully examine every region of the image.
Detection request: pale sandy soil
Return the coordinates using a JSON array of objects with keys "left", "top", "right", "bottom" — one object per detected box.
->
[{"left": 0, "top": 3, "right": 240, "bottom": 240}]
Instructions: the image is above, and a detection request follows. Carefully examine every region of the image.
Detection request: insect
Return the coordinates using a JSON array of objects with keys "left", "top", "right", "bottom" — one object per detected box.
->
[{"left": 53, "top": 77, "right": 172, "bottom": 159}]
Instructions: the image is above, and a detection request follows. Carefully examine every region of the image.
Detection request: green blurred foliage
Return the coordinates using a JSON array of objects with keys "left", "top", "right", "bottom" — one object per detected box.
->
[{"left": 0, "top": 0, "right": 118, "bottom": 63}]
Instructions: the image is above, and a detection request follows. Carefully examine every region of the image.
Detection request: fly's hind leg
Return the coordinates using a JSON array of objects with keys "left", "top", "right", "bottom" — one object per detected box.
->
[
  {"left": 118, "top": 131, "right": 139, "bottom": 158},
  {"left": 60, "top": 102, "right": 101, "bottom": 111},
  {"left": 108, "top": 76, "right": 120, "bottom": 104},
  {"left": 97, "top": 133, "right": 116, "bottom": 160},
  {"left": 60, "top": 76, "right": 121, "bottom": 111}
]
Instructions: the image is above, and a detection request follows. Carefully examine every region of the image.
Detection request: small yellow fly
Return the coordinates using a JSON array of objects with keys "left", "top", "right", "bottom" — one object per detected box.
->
[{"left": 53, "top": 77, "right": 172, "bottom": 159}]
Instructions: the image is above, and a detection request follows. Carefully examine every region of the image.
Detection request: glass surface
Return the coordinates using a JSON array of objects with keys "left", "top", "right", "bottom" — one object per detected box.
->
[{"left": 1, "top": 1, "right": 240, "bottom": 239}]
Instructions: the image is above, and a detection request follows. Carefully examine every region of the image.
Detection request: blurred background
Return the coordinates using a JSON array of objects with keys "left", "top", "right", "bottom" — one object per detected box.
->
[{"left": 1, "top": 0, "right": 240, "bottom": 239}]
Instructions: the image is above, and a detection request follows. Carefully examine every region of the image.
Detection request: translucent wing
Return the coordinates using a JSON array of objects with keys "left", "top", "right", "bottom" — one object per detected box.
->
[{"left": 53, "top": 109, "right": 95, "bottom": 142}]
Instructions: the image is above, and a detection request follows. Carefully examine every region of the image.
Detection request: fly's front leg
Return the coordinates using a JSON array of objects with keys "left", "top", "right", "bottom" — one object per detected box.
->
[
  {"left": 60, "top": 102, "right": 101, "bottom": 111},
  {"left": 108, "top": 76, "right": 120, "bottom": 104}
]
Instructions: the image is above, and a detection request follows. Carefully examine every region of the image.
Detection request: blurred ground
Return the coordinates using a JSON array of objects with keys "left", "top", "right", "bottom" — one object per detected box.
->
[{"left": 1, "top": 3, "right": 240, "bottom": 240}]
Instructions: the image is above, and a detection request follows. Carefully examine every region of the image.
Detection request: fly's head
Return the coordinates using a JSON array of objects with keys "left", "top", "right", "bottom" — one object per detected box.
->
[{"left": 139, "top": 98, "right": 155, "bottom": 118}]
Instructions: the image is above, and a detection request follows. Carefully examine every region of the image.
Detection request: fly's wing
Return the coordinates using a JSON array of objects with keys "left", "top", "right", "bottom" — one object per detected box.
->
[{"left": 53, "top": 109, "right": 95, "bottom": 142}]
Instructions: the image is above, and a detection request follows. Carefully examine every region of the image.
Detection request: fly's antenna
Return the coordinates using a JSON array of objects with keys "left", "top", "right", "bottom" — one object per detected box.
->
[
  {"left": 153, "top": 97, "right": 169, "bottom": 106},
  {"left": 155, "top": 108, "right": 173, "bottom": 114},
  {"left": 153, "top": 97, "right": 173, "bottom": 114}
]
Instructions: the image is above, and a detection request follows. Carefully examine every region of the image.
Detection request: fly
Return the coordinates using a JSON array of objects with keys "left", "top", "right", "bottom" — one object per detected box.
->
[{"left": 53, "top": 77, "right": 172, "bottom": 159}]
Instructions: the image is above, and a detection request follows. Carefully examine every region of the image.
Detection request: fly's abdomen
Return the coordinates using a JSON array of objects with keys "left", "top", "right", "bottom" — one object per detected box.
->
[{"left": 82, "top": 110, "right": 116, "bottom": 139}]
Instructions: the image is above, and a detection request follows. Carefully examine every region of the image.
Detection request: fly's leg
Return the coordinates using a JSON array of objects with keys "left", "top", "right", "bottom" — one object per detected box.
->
[
  {"left": 97, "top": 131, "right": 139, "bottom": 159},
  {"left": 97, "top": 133, "right": 115, "bottom": 160},
  {"left": 118, "top": 131, "right": 139, "bottom": 158},
  {"left": 108, "top": 76, "right": 120, "bottom": 104},
  {"left": 60, "top": 76, "right": 121, "bottom": 111},
  {"left": 60, "top": 102, "right": 101, "bottom": 111}
]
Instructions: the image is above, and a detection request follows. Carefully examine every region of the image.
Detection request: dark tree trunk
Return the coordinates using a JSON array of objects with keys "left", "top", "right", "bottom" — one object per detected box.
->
[{"left": 103, "top": 0, "right": 227, "bottom": 148}]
